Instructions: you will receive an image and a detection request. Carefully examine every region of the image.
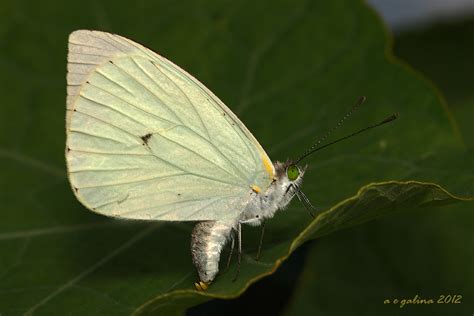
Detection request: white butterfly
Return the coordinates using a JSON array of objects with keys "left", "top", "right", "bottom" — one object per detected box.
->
[
  {"left": 66, "top": 30, "right": 396, "bottom": 291},
  {"left": 66, "top": 30, "right": 304, "bottom": 290}
]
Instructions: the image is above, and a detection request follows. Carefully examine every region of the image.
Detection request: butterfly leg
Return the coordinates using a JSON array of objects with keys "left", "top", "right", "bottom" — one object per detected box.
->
[
  {"left": 224, "top": 232, "right": 235, "bottom": 272},
  {"left": 232, "top": 223, "right": 242, "bottom": 282},
  {"left": 255, "top": 221, "right": 266, "bottom": 261}
]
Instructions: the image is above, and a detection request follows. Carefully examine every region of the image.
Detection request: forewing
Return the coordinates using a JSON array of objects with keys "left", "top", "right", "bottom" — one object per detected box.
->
[{"left": 66, "top": 30, "right": 274, "bottom": 221}]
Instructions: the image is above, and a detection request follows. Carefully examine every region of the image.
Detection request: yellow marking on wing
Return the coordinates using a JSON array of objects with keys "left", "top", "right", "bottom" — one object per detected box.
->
[
  {"left": 260, "top": 151, "right": 274, "bottom": 179},
  {"left": 251, "top": 185, "right": 261, "bottom": 193}
]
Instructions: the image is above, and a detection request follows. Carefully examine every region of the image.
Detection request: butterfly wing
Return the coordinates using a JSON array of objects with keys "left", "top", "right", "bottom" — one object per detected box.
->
[{"left": 66, "top": 30, "right": 274, "bottom": 221}]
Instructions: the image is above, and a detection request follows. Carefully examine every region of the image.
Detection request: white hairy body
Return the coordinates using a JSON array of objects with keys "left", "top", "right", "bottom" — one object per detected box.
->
[{"left": 191, "top": 161, "right": 304, "bottom": 284}]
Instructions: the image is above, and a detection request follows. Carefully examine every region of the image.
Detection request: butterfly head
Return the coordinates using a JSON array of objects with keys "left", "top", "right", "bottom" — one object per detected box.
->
[
  {"left": 270, "top": 160, "right": 314, "bottom": 218},
  {"left": 274, "top": 160, "right": 305, "bottom": 184},
  {"left": 286, "top": 164, "right": 301, "bottom": 182}
]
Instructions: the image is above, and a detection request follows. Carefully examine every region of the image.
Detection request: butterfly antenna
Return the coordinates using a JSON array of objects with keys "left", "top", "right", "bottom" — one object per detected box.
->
[
  {"left": 295, "top": 113, "right": 398, "bottom": 164},
  {"left": 295, "top": 96, "right": 366, "bottom": 164}
]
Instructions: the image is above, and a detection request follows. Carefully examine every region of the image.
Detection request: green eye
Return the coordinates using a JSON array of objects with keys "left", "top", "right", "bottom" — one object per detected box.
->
[{"left": 287, "top": 165, "right": 300, "bottom": 181}]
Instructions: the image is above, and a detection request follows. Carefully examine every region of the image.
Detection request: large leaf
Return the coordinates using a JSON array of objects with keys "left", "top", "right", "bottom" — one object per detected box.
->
[
  {"left": 283, "top": 16, "right": 474, "bottom": 316},
  {"left": 282, "top": 202, "right": 474, "bottom": 316},
  {"left": 0, "top": 0, "right": 472, "bottom": 315}
]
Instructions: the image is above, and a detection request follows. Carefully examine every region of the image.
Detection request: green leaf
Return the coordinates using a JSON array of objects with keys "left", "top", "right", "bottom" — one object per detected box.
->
[
  {"left": 0, "top": 0, "right": 472, "bottom": 315},
  {"left": 395, "top": 18, "right": 474, "bottom": 149},
  {"left": 283, "top": 17, "right": 474, "bottom": 316},
  {"left": 290, "top": 180, "right": 473, "bottom": 250},
  {"left": 283, "top": 202, "right": 474, "bottom": 316}
]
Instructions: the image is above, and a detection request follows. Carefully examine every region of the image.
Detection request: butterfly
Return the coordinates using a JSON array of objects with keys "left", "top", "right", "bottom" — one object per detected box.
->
[{"left": 66, "top": 30, "right": 397, "bottom": 290}]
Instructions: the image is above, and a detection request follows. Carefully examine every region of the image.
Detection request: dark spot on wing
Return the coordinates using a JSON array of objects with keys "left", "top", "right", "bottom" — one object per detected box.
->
[
  {"left": 73, "top": 186, "right": 78, "bottom": 193},
  {"left": 109, "top": 60, "right": 114, "bottom": 64},
  {"left": 73, "top": 108, "right": 77, "bottom": 112},
  {"left": 140, "top": 133, "right": 152, "bottom": 145},
  {"left": 177, "top": 193, "right": 181, "bottom": 196},
  {"left": 67, "top": 147, "right": 71, "bottom": 152}
]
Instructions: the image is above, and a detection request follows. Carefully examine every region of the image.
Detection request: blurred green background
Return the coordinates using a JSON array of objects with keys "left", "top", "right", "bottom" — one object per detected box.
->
[{"left": 0, "top": 0, "right": 472, "bottom": 315}]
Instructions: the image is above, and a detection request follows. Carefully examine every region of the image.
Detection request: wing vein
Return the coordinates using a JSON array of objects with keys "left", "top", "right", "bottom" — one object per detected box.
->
[
  {"left": 70, "top": 167, "right": 143, "bottom": 173},
  {"left": 94, "top": 191, "right": 171, "bottom": 210},
  {"left": 68, "top": 61, "right": 100, "bottom": 66},
  {"left": 107, "top": 34, "right": 157, "bottom": 60},
  {"left": 156, "top": 58, "right": 261, "bottom": 172},
  {"left": 89, "top": 32, "right": 127, "bottom": 52},
  {"left": 155, "top": 130, "right": 245, "bottom": 183},
  {"left": 69, "top": 41, "right": 100, "bottom": 49},
  {"left": 76, "top": 98, "right": 247, "bottom": 182},
  {"left": 94, "top": 70, "right": 135, "bottom": 96},
  {"left": 85, "top": 81, "right": 178, "bottom": 127},
  {"left": 116, "top": 194, "right": 234, "bottom": 219},
  {"left": 69, "top": 129, "right": 127, "bottom": 145},
  {"left": 80, "top": 93, "right": 149, "bottom": 129},
  {"left": 76, "top": 172, "right": 185, "bottom": 189},
  {"left": 110, "top": 59, "right": 184, "bottom": 125},
  {"left": 70, "top": 148, "right": 242, "bottom": 187},
  {"left": 184, "top": 195, "right": 234, "bottom": 219},
  {"left": 70, "top": 149, "right": 150, "bottom": 156},
  {"left": 73, "top": 109, "right": 140, "bottom": 141},
  {"left": 162, "top": 124, "right": 250, "bottom": 181},
  {"left": 69, "top": 51, "right": 110, "bottom": 58},
  {"left": 149, "top": 60, "right": 211, "bottom": 140}
]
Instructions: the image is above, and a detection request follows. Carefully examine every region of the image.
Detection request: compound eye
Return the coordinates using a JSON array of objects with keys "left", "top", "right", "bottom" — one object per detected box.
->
[{"left": 287, "top": 165, "right": 300, "bottom": 181}]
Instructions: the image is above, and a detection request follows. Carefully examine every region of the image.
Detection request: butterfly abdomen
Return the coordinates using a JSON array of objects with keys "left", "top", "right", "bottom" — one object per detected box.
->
[{"left": 191, "top": 220, "right": 236, "bottom": 285}]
